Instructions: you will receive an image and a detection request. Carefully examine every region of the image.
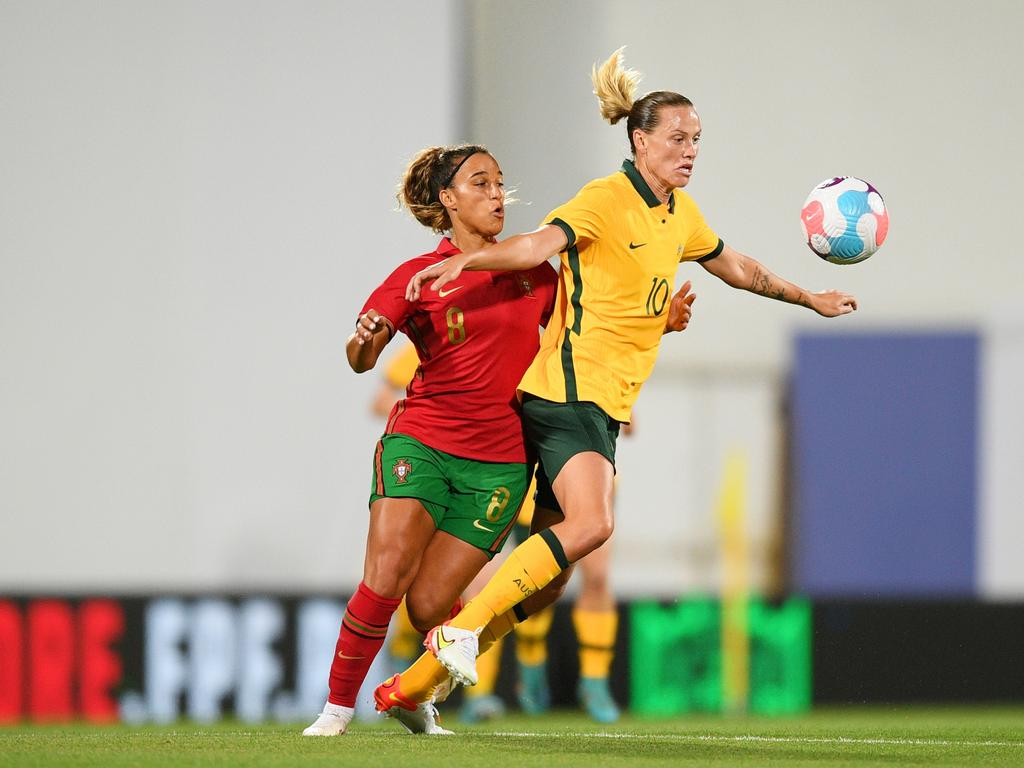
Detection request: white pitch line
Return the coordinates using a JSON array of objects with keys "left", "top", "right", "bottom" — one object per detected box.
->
[
  {"left": 488, "top": 732, "right": 1024, "bottom": 749},
  {"left": 12, "top": 730, "right": 1019, "bottom": 750}
]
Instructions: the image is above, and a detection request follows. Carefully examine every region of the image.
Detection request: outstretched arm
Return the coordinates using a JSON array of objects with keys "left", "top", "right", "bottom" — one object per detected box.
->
[
  {"left": 406, "top": 224, "right": 568, "bottom": 301},
  {"left": 700, "top": 244, "right": 857, "bottom": 317}
]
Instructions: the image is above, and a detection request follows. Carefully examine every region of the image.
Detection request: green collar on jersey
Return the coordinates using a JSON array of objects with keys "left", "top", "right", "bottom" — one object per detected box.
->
[{"left": 621, "top": 159, "right": 675, "bottom": 214}]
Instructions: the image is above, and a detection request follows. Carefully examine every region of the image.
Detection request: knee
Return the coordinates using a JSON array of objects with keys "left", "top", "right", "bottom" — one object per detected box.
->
[
  {"left": 579, "top": 569, "right": 610, "bottom": 600},
  {"left": 405, "top": 600, "right": 441, "bottom": 634},
  {"left": 405, "top": 591, "right": 453, "bottom": 634},
  {"left": 575, "top": 515, "right": 613, "bottom": 559},
  {"left": 363, "top": 551, "right": 418, "bottom": 600}
]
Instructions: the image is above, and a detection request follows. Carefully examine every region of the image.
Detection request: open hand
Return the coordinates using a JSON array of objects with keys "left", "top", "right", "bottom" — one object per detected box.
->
[
  {"left": 405, "top": 256, "right": 467, "bottom": 302},
  {"left": 664, "top": 280, "right": 697, "bottom": 333}
]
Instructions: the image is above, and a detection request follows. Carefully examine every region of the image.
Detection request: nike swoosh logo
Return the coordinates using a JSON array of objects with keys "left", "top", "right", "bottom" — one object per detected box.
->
[
  {"left": 473, "top": 520, "right": 494, "bottom": 532},
  {"left": 438, "top": 285, "right": 464, "bottom": 297},
  {"left": 629, "top": 242, "right": 647, "bottom": 249},
  {"left": 388, "top": 692, "right": 403, "bottom": 704},
  {"left": 435, "top": 626, "right": 455, "bottom": 649},
  {"left": 337, "top": 652, "right": 365, "bottom": 660}
]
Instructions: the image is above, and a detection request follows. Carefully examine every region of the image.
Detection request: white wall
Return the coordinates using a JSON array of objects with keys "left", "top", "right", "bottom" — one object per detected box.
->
[
  {"left": 611, "top": 367, "right": 783, "bottom": 597},
  {"left": 979, "top": 310, "right": 1024, "bottom": 597},
  {"left": 0, "top": 1, "right": 462, "bottom": 590},
  {"left": 2, "top": 1, "right": 1022, "bottom": 595}
]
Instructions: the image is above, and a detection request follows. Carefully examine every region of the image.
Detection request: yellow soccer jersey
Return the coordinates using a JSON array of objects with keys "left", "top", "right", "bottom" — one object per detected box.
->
[
  {"left": 384, "top": 341, "right": 421, "bottom": 389},
  {"left": 518, "top": 160, "right": 723, "bottom": 422}
]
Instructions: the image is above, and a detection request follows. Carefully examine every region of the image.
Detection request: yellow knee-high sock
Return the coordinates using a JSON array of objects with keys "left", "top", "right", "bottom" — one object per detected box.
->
[
  {"left": 451, "top": 531, "right": 568, "bottom": 632},
  {"left": 399, "top": 651, "right": 450, "bottom": 705},
  {"left": 515, "top": 605, "right": 554, "bottom": 667},
  {"left": 479, "top": 609, "right": 518, "bottom": 653},
  {"left": 573, "top": 607, "right": 618, "bottom": 679},
  {"left": 464, "top": 638, "right": 503, "bottom": 699},
  {"left": 389, "top": 599, "right": 422, "bottom": 664},
  {"left": 400, "top": 609, "right": 520, "bottom": 703}
]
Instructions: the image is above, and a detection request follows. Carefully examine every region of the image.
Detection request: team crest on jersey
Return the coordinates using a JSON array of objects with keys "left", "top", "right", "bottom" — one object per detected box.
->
[
  {"left": 392, "top": 459, "right": 413, "bottom": 484},
  {"left": 518, "top": 276, "right": 534, "bottom": 296}
]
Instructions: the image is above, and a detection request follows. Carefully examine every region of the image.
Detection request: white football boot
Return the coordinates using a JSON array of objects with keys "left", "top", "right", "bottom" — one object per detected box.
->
[
  {"left": 302, "top": 703, "right": 354, "bottom": 736},
  {"left": 424, "top": 624, "right": 482, "bottom": 687}
]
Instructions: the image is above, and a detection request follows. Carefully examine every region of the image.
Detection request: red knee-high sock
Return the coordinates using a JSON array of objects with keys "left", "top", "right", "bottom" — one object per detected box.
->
[{"left": 328, "top": 582, "right": 401, "bottom": 707}]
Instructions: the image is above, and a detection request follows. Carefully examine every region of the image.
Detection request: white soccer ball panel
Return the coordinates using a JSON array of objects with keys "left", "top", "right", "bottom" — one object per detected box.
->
[{"left": 856, "top": 212, "right": 879, "bottom": 254}]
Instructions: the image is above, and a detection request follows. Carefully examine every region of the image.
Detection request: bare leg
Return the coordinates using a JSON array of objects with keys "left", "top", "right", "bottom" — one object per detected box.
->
[
  {"left": 405, "top": 531, "right": 489, "bottom": 631},
  {"left": 304, "top": 497, "right": 435, "bottom": 735},
  {"left": 547, "top": 452, "right": 615, "bottom": 562},
  {"left": 575, "top": 540, "right": 613, "bottom": 612},
  {"left": 362, "top": 497, "right": 438, "bottom": 598}
]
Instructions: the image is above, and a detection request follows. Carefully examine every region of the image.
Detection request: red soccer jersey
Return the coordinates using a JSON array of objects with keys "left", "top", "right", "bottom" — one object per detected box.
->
[{"left": 361, "top": 237, "right": 557, "bottom": 463}]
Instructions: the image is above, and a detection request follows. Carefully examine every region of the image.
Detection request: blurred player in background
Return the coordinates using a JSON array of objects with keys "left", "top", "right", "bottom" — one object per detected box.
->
[
  {"left": 390, "top": 46, "right": 856, "bottom": 701},
  {"left": 509, "top": 419, "right": 641, "bottom": 724},
  {"left": 303, "top": 143, "right": 559, "bottom": 736},
  {"left": 369, "top": 341, "right": 420, "bottom": 419},
  {"left": 510, "top": 472, "right": 624, "bottom": 723},
  {"left": 376, "top": 342, "right": 624, "bottom": 724}
]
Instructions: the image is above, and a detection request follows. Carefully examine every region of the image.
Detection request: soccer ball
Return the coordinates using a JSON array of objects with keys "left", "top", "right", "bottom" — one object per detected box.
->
[{"left": 800, "top": 177, "right": 888, "bottom": 264}]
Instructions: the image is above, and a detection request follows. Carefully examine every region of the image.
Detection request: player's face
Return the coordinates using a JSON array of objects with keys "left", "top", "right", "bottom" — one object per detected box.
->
[
  {"left": 445, "top": 153, "right": 505, "bottom": 239},
  {"left": 638, "top": 105, "right": 702, "bottom": 190}
]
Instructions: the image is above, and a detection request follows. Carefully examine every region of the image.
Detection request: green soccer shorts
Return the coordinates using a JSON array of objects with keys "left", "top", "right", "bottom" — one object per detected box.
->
[
  {"left": 369, "top": 432, "right": 532, "bottom": 558},
  {"left": 522, "top": 395, "right": 621, "bottom": 514}
]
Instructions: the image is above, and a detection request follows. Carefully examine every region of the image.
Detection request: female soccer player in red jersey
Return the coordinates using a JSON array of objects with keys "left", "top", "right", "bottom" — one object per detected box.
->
[
  {"left": 392, "top": 47, "right": 857, "bottom": 696},
  {"left": 302, "top": 144, "right": 561, "bottom": 736},
  {"left": 307, "top": 142, "right": 694, "bottom": 736}
]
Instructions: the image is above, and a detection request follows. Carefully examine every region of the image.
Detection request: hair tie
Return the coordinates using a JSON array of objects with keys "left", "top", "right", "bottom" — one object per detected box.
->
[{"left": 441, "top": 150, "right": 481, "bottom": 189}]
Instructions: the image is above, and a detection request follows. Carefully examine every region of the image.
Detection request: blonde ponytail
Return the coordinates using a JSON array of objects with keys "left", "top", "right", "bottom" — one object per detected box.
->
[
  {"left": 593, "top": 48, "right": 694, "bottom": 156},
  {"left": 592, "top": 46, "right": 641, "bottom": 125}
]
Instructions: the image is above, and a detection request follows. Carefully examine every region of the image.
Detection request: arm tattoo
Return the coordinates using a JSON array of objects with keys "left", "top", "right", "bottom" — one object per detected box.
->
[{"left": 750, "top": 265, "right": 811, "bottom": 307}]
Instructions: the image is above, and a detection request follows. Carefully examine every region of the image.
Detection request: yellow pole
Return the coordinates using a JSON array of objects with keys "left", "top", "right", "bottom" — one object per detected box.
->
[{"left": 717, "top": 449, "right": 749, "bottom": 714}]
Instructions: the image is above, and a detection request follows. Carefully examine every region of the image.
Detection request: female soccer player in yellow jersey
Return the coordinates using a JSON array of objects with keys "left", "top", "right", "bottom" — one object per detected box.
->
[
  {"left": 387, "top": 47, "right": 857, "bottom": 696},
  {"left": 378, "top": 343, "right": 627, "bottom": 724},
  {"left": 317, "top": 141, "right": 693, "bottom": 737}
]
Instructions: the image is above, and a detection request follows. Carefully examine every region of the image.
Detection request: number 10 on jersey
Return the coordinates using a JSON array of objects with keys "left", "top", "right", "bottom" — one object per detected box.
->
[{"left": 645, "top": 277, "right": 670, "bottom": 316}]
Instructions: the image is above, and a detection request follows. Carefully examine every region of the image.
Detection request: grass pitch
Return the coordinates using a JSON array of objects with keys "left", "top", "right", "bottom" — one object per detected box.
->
[{"left": 2, "top": 707, "right": 1022, "bottom": 767}]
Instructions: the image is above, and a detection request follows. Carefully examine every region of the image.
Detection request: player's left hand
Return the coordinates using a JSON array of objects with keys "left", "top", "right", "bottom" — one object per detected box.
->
[
  {"left": 810, "top": 289, "right": 858, "bottom": 317},
  {"left": 663, "top": 280, "right": 696, "bottom": 333}
]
